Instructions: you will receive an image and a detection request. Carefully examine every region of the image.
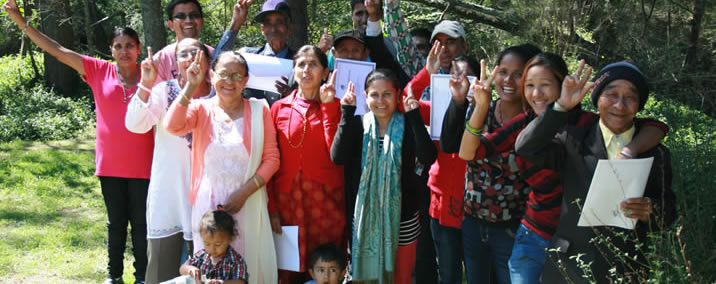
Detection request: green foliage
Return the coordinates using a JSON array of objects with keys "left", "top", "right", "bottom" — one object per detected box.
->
[{"left": 0, "top": 54, "right": 94, "bottom": 142}]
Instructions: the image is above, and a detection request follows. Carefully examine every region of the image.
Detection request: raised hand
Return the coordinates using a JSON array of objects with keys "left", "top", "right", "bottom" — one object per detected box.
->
[
  {"left": 140, "top": 46, "right": 158, "bottom": 88},
  {"left": 403, "top": 82, "right": 420, "bottom": 112},
  {"left": 318, "top": 28, "right": 334, "bottom": 53},
  {"left": 449, "top": 67, "right": 469, "bottom": 106},
  {"left": 470, "top": 59, "right": 497, "bottom": 111},
  {"left": 3, "top": 0, "right": 25, "bottom": 25},
  {"left": 557, "top": 59, "right": 598, "bottom": 110},
  {"left": 186, "top": 50, "right": 206, "bottom": 87},
  {"left": 364, "top": 0, "right": 381, "bottom": 21},
  {"left": 341, "top": 81, "right": 357, "bottom": 106},
  {"left": 319, "top": 70, "right": 338, "bottom": 103},
  {"left": 425, "top": 41, "right": 445, "bottom": 75},
  {"left": 230, "top": 0, "right": 254, "bottom": 31}
]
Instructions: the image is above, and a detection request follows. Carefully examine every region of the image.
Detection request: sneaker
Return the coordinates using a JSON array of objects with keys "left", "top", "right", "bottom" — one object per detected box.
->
[{"left": 103, "top": 277, "right": 123, "bottom": 284}]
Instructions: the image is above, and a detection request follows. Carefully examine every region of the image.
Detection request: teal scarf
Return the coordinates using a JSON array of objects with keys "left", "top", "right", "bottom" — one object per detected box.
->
[{"left": 352, "top": 112, "right": 404, "bottom": 283}]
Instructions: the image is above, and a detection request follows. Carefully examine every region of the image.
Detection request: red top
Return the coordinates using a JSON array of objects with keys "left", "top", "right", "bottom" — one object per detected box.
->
[
  {"left": 400, "top": 68, "right": 466, "bottom": 229},
  {"left": 268, "top": 91, "right": 343, "bottom": 213},
  {"left": 82, "top": 56, "right": 154, "bottom": 178}
]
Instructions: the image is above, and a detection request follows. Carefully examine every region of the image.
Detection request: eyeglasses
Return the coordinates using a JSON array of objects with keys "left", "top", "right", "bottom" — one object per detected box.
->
[
  {"left": 177, "top": 49, "right": 199, "bottom": 60},
  {"left": 217, "top": 71, "right": 244, "bottom": 82},
  {"left": 173, "top": 12, "right": 202, "bottom": 21}
]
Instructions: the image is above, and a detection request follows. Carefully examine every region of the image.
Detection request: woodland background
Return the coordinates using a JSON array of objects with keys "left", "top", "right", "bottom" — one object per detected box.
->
[{"left": 0, "top": 0, "right": 713, "bottom": 283}]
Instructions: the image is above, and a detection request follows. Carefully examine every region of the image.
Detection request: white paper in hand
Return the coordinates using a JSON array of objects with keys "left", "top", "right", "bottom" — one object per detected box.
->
[
  {"left": 578, "top": 157, "right": 654, "bottom": 229},
  {"left": 239, "top": 52, "right": 293, "bottom": 94},
  {"left": 429, "top": 74, "right": 476, "bottom": 140},
  {"left": 334, "top": 58, "right": 376, "bottom": 115},
  {"left": 273, "top": 226, "right": 300, "bottom": 271}
]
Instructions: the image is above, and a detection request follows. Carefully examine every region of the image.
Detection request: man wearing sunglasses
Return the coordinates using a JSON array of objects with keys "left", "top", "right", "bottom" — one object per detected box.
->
[{"left": 153, "top": 0, "right": 215, "bottom": 84}]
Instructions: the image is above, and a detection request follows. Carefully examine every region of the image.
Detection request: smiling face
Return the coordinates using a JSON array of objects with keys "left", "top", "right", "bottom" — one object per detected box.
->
[
  {"left": 308, "top": 259, "right": 345, "bottom": 284},
  {"left": 200, "top": 230, "right": 233, "bottom": 263},
  {"left": 495, "top": 53, "right": 525, "bottom": 104},
  {"left": 176, "top": 39, "right": 209, "bottom": 82},
  {"left": 167, "top": 2, "right": 204, "bottom": 40},
  {"left": 333, "top": 38, "right": 369, "bottom": 61},
  {"left": 293, "top": 50, "right": 328, "bottom": 91},
  {"left": 597, "top": 79, "right": 640, "bottom": 134},
  {"left": 260, "top": 13, "right": 292, "bottom": 52},
  {"left": 351, "top": 3, "right": 368, "bottom": 31},
  {"left": 210, "top": 53, "right": 248, "bottom": 100},
  {"left": 110, "top": 35, "right": 140, "bottom": 67},
  {"left": 524, "top": 65, "right": 561, "bottom": 115},
  {"left": 365, "top": 79, "right": 398, "bottom": 121},
  {"left": 433, "top": 33, "right": 467, "bottom": 71}
]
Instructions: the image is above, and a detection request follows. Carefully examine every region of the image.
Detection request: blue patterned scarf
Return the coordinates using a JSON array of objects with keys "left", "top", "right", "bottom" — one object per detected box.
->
[{"left": 352, "top": 112, "right": 404, "bottom": 283}]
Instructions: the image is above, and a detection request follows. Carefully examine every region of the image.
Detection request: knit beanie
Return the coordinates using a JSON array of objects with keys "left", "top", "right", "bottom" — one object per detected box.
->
[{"left": 591, "top": 61, "right": 649, "bottom": 110}]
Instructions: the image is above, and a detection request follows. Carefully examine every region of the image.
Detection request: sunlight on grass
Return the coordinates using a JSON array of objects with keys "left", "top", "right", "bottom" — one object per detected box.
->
[{"left": 0, "top": 131, "right": 139, "bottom": 283}]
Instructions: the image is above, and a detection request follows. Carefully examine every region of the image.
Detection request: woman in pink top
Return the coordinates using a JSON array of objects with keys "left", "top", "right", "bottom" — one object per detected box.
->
[
  {"left": 165, "top": 51, "right": 280, "bottom": 284},
  {"left": 3, "top": 1, "right": 153, "bottom": 283}
]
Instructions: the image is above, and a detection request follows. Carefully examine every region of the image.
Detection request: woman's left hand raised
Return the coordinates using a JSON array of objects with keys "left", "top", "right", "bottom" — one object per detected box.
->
[
  {"left": 186, "top": 50, "right": 206, "bottom": 87},
  {"left": 319, "top": 70, "right": 338, "bottom": 103},
  {"left": 403, "top": 82, "right": 420, "bottom": 112}
]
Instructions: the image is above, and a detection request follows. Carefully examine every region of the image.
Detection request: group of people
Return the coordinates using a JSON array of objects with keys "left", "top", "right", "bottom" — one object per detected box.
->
[{"left": 4, "top": 0, "right": 677, "bottom": 283}]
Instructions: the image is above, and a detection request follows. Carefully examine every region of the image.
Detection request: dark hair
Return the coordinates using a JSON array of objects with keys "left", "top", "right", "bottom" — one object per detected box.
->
[
  {"left": 410, "top": 28, "right": 432, "bottom": 41},
  {"left": 364, "top": 68, "right": 400, "bottom": 91},
  {"left": 166, "top": 0, "right": 203, "bottom": 20},
  {"left": 452, "top": 55, "right": 480, "bottom": 77},
  {"left": 110, "top": 27, "right": 140, "bottom": 46},
  {"left": 520, "top": 52, "right": 569, "bottom": 98},
  {"left": 175, "top": 38, "right": 211, "bottom": 65},
  {"left": 212, "top": 51, "right": 250, "bottom": 75},
  {"left": 350, "top": 0, "right": 364, "bottom": 12},
  {"left": 309, "top": 244, "right": 347, "bottom": 270},
  {"left": 495, "top": 43, "right": 542, "bottom": 67},
  {"left": 293, "top": 45, "right": 328, "bottom": 69},
  {"left": 199, "top": 209, "right": 236, "bottom": 238}
]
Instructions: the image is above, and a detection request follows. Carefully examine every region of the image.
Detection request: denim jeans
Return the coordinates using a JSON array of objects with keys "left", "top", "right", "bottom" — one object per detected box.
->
[
  {"left": 509, "top": 224, "right": 550, "bottom": 284},
  {"left": 462, "top": 216, "right": 516, "bottom": 284},
  {"left": 431, "top": 218, "right": 464, "bottom": 284},
  {"left": 100, "top": 176, "right": 149, "bottom": 281}
]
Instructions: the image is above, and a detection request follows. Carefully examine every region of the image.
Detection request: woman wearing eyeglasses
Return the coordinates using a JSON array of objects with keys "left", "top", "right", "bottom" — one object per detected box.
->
[
  {"left": 3, "top": 1, "right": 154, "bottom": 282},
  {"left": 165, "top": 50, "right": 280, "bottom": 284},
  {"left": 125, "top": 38, "right": 213, "bottom": 283}
]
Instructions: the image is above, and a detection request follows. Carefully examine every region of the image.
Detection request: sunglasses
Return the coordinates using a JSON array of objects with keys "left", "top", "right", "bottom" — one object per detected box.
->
[
  {"left": 217, "top": 71, "right": 244, "bottom": 82},
  {"left": 173, "top": 12, "right": 202, "bottom": 21}
]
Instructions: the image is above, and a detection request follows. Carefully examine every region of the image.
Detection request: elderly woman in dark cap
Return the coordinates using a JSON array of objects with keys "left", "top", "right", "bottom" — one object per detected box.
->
[{"left": 515, "top": 61, "right": 676, "bottom": 283}]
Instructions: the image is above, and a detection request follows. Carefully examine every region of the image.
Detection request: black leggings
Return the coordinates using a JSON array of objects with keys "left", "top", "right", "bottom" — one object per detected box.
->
[{"left": 99, "top": 176, "right": 149, "bottom": 281}]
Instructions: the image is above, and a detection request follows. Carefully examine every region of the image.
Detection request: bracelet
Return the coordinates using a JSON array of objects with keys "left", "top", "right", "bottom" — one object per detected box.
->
[
  {"left": 465, "top": 121, "right": 482, "bottom": 136},
  {"left": 138, "top": 83, "right": 152, "bottom": 94},
  {"left": 179, "top": 93, "right": 191, "bottom": 105},
  {"left": 253, "top": 176, "right": 261, "bottom": 188},
  {"left": 620, "top": 149, "right": 634, "bottom": 158}
]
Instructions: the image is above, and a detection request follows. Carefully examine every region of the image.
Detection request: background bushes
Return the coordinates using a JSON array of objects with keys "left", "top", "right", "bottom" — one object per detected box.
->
[{"left": 0, "top": 54, "right": 94, "bottom": 142}]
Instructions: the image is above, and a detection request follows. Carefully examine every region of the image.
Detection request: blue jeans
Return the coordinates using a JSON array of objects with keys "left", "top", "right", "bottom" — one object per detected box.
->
[
  {"left": 509, "top": 224, "right": 550, "bottom": 284},
  {"left": 462, "top": 217, "right": 515, "bottom": 284},
  {"left": 431, "top": 218, "right": 463, "bottom": 284}
]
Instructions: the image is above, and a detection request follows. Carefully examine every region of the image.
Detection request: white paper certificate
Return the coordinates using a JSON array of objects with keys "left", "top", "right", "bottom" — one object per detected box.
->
[
  {"left": 239, "top": 52, "right": 294, "bottom": 94},
  {"left": 429, "top": 74, "right": 476, "bottom": 140},
  {"left": 273, "top": 226, "right": 300, "bottom": 271},
  {"left": 334, "top": 58, "right": 376, "bottom": 115},
  {"left": 577, "top": 157, "right": 654, "bottom": 229}
]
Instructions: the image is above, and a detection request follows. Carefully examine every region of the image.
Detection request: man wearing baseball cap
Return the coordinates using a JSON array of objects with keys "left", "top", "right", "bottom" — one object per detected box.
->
[
  {"left": 430, "top": 20, "right": 468, "bottom": 73},
  {"left": 215, "top": 0, "right": 295, "bottom": 106}
]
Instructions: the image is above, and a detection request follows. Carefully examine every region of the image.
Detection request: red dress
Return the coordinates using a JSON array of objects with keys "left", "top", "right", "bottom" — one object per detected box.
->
[{"left": 268, "top": 91, "right": 346, "bottom": 274}]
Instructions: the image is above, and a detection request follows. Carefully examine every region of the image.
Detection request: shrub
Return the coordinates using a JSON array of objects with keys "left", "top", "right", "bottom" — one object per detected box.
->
[{"left": 0, "top": 53, "right": 94, "bottom": 142}]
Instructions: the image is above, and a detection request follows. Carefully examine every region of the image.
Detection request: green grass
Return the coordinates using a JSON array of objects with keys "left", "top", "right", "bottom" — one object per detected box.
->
[{"left": 0, "top": 130, "right": 139, "bottom": 283}]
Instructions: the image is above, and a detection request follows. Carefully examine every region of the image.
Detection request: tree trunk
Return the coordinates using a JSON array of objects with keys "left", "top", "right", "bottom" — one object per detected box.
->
[
  {"left": 83, "top": 0, "right": 94, "bottom": 54},
  {"left": 286, "top": 0, "right": 308, "bottom": 51},
  {"left": 139, "top": 0, "right": 167, "bottom": 52},
  {"left": 683, "top": 0, "right": 704, "bottom": 68},
  {"left": 20, "top": 0, "right": 34, "bottom": 55},
  {"left": 38, "top": 0, "right": 78, "bottom": 96}
]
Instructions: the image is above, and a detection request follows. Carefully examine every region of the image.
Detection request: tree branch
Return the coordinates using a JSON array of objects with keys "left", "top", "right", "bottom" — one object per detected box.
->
[{"left": 408, "top": 0, "right": 521, "bottom": 33}]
